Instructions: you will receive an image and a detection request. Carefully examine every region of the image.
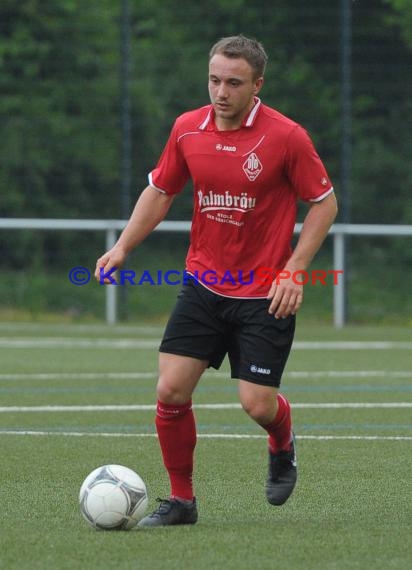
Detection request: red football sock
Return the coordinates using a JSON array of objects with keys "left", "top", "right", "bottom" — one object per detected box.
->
[
  {"left": 155, "top": 399, "right": 196, "bottom": 501},
  {"left": 262, "top": 394, "right": 293, "bottom": 454}
]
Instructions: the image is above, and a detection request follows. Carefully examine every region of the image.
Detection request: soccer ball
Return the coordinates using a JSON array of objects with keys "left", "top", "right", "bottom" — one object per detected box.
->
[{"left": 79, "top": 464, "right": 148, "bottom": 530}]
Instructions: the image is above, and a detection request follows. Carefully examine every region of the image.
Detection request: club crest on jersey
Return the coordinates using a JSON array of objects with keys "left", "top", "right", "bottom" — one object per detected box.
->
[{"left": 243, "top": 152, "right": 263, "bottom": 181}]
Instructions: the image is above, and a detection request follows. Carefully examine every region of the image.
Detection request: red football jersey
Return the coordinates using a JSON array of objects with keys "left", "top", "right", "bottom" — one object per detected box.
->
[{"left": 149, "top": 98, "right": 333, "bottom": 298}]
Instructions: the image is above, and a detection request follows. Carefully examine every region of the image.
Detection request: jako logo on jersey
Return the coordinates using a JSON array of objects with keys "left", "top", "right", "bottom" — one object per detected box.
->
[
  {"left": 216, "top": 144, "right": 237, "bottom": 152},
  {"left": 197, "top": 190, "right": 256, "bottom": 212},
  {"left": 250, "top": 364, "right": 271, "bottom": 375},
  {"left": 243, "top": 152, "right": 263, "bottom": 181}
]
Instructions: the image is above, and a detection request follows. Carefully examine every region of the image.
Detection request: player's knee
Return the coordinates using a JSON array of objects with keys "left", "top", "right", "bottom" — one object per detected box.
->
[
  {"left": 241, "top": 399, "right": 276, "bottom": 425},
  {"left": 156, "top": 377, "right": 191, "bottom": 405}
]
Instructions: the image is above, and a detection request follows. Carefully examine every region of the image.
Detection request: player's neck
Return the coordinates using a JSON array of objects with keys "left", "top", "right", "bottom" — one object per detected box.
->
[
  {"left": 214, "top": 100, "right": 255, "bottom": 131},
  {"left": 214, "top": 116, "right": 242, "bottom": 131}
]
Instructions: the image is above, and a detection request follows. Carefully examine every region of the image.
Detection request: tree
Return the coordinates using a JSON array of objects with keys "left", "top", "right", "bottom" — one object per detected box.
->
[
  {"left": 0, "top": 0, "right": 120, "bottom": 220},
  {"left": 1, "top": 0, "right": 411, "bottom": 270},
  {"left": 385, "top": 0, "right": 412, "bottom": 48}
]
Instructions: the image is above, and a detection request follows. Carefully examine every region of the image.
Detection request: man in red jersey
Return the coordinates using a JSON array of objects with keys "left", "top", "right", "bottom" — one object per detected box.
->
[{"left": 95, "top": 35, "right": 337, "bottom": 527}]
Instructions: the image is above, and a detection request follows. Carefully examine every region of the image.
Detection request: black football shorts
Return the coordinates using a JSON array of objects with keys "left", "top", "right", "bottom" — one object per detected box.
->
[{"left": 159, "top": 280, "right": 295, "bottom": 387}]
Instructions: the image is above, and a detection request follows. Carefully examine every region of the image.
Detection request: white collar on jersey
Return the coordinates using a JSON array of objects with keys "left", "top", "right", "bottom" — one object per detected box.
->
[{"left": 198, "top": 97, "right": 262, "bottom": 131}]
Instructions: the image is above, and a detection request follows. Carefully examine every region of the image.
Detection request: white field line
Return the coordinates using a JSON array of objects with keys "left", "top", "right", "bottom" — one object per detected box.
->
[
  {"left": 0, "top": 372, "right": 159, "bottom": 381},
  {"left": 0, "top": 402, "right": 411, "bottom": 413},
  {"left": 0, "top": 430, "right": 410, "bottom": 441},
  {"left": 0, "top": 323, "right": 165, "bottom": 335},
  {"left": 0, "top": 370, "right": 411, "bottom": 381},
  {"left": 0, "top": 338, "right": 158, "bottom": 349},
  {"left": 293, "top": 341, "right": 412, "bottom": 350},
  {"left": 1, "top": 337, "right": 412, "bottom": 350}
]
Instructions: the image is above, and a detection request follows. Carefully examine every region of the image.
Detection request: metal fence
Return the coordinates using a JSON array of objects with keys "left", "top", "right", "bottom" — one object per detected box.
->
[{"left": 1, "top": 218, "right": 412, "bottom": 327}]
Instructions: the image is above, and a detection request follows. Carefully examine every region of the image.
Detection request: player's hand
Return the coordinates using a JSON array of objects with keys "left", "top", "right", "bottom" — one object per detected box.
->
[
  {"left": 94, "top": 245, "right": 128, "bottom": 284},
  {"left": 266, "top": 273, "right": 303, "bottom": 319}
]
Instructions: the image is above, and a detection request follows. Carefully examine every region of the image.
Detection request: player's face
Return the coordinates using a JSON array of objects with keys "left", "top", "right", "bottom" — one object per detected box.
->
[{"left": 208, "top": 54, "right": 263, "bottom": 130}]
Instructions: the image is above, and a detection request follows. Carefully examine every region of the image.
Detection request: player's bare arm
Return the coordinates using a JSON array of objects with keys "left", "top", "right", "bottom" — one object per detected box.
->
[
  {"left": 267, "top": 192, "right": 338, "bottom": 318},
  {"left": 94, "top": 186, "right": 174, "bottom": 283}
]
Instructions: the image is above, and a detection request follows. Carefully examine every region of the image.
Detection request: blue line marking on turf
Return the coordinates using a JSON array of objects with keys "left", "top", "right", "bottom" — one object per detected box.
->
[
  {"left": 298, "top": 423, "right": 412, "bottom": 431},
  {"left": 0, "top": 386, "right": 154, "bottom": 395},
  {"left": 284, "top": 384, "right": 412, "bottom": 393}
]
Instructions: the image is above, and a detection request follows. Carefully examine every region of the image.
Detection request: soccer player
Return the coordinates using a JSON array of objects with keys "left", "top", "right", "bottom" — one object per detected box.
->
[{"left": 95, "top": 35, "right": 337, "bottom": 527}]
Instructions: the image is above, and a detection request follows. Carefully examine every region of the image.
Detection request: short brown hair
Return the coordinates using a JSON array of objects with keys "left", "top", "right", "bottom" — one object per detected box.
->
[{"left": 209, "top": 34, "right": 268, "bottom": 79}]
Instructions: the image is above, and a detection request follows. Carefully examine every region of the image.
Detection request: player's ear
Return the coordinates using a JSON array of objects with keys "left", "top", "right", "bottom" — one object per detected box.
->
[{"left": 253, "top": 77, "right": 264, "bottom": 95}]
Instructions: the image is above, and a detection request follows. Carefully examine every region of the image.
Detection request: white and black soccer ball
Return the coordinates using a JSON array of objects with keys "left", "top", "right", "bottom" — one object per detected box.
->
[{"left": 79, "top": 464, "right": 148, "bottom": 530}]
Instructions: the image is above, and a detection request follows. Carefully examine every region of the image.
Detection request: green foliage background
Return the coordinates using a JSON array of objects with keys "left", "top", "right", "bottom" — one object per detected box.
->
[{"left": 0, "top": 0, "right": 411, "bottom": 321}]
